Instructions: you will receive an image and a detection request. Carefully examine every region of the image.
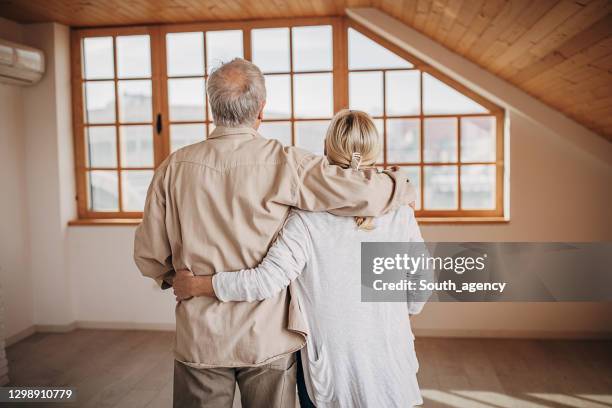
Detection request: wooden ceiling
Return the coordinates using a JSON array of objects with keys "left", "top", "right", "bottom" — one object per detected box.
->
[{"left": 1, "top": 0, "right": 611, "bottom": 141}]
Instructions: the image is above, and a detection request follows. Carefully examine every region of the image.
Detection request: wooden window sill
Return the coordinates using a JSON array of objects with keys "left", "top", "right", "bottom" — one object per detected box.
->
[
  {"left": 68, "top": 218, "right": 142, "bottom": 226},
  {"left": 417, "top": 216, "right": 509, "bottom": 224},
  {"left": 69, "top": 216, "right": 509, "bottom": 227}
]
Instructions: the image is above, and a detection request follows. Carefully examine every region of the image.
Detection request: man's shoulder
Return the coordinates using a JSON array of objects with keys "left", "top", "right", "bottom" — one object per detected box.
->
[
  {"left": 280, "top": 145, "right": 324, "bottom": 168},
  {"left": 251, "top": 139, "right": 319, "bottom": 168},
  {"left": 165, "top": 140, "right": 207, "bottom": 163}
]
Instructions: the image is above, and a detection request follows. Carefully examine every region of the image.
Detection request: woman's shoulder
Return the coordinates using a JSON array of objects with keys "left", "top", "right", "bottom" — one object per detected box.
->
[
  {"left": 288, "top": 208, "right": 339, "bottom": 224},
  {"left": 373, "top": 205, "right": 416, "bottom": 223},
  {"left": 289, "top": 206, "right": 416, "bottom": 220}
]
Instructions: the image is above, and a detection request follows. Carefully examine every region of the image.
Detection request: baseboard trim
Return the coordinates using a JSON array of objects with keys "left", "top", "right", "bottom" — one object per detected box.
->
[
  {"left": 35, "top": 322, "right": 77, "bottom": 333},
  {"left": 413, "top": 328, "right": 612, "bottom": 339},
  {"left": 6, "top": 326, "right": 36, "bottom": 347},
  {"left": 5, "top": 321, "right": 174, "bottom": 346},
  {"left": 76, "top": 321, "right": 174, "bottom": 331},
  {"left": 7, "top": 323, "right": 612, "bottom": 346}
]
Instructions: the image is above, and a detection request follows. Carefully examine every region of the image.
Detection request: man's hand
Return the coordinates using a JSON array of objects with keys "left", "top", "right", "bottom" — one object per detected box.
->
[{"left": 173, "top": 269, "right": 197, "bottom": 301}]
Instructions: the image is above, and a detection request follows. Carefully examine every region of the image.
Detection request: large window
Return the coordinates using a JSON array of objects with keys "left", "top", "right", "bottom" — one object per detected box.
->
[
  {"left": 76, "top": 29, "right": 158, "bottom": 216},
  {"left": 346, "top": 26, "right": 503, "bottom": 217},
  {"left": 248, "top": 25, "right": 334, "bottom": 153},
  {"left": 71, "top": 18, "right": 504, "bottom": 222}
]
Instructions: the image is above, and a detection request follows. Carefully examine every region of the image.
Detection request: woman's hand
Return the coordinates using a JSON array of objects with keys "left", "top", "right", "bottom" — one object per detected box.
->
[
  {"left": 173, "top": 269, "right": 196, "bottom": 301},
  {"left": 173, "top": 269, "right": 217, "bottom": 301}
]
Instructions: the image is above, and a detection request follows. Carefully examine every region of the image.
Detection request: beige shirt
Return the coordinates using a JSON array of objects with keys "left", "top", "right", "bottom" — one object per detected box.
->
[{"left": 134, "top": 126, "right": 415, "bottom": 368}]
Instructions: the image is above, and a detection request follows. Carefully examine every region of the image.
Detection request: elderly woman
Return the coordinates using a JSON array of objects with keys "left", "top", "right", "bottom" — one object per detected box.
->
[{"left": 174, "top": 110, "right": 429, "bottom": 407}]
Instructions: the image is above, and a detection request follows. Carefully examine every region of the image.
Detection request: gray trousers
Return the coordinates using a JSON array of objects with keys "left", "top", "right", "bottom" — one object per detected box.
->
[{"left": 173, "top": 354, "right": 297, "bottom": 408}]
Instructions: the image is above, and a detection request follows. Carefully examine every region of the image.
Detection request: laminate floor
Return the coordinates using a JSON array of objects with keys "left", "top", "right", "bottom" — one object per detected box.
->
[{"left": 6, "top": 330, "right": 612, "bottom": 407}]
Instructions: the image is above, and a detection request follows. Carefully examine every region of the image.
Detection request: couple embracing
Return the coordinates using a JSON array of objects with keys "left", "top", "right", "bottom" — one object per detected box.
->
[{"left": 134, "top": 58, "right": 428, "bottom": 408}]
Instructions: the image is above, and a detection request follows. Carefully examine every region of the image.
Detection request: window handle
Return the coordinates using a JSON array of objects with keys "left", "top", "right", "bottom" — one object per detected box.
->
[{"left": 156, "top": 113, "right": 162, "bottom": 134}]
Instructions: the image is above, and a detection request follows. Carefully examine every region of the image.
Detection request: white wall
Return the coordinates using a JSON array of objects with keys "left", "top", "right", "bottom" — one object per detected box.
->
[
  {"left": 22, "top": 23, "right": 76, "bottom": 329},
  {"left": 0, "top": 18, "right": 34, "bottom": 340},
  {"left": 0, "top": 18, "right": 77, "bottom": 340},
  {"left": 68, "top": 227, "right": 176, "bottom": 327}
]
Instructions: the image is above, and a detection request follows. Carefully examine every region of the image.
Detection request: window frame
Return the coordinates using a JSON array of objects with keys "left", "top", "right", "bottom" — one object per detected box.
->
[
  {"left": 70, "top": 17, "right": 505, "bottom": 223},
  {"left": 71, "top": 25, "right": 164, "bottom": 219},
  {"left": 346, "top": 20, "right": 505, "bottom": 219}
]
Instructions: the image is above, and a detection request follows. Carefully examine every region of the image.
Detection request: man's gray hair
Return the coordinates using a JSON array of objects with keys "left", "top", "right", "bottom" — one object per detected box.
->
[{"left": 207, "top": 58, "right": 266, "bottom": 128}]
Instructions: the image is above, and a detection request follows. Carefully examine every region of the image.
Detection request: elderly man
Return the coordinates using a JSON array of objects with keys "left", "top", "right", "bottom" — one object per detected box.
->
[{"left": 134, "top": 58, "right": 414, "bottom": 408}]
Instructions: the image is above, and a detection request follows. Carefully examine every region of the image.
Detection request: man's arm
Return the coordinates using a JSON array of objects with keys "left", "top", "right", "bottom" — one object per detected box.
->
[
  {"left": 134, "top": 161, "right": 174, "bottom": 288},
  {"left": 292, "top": 152, "right": 416, "bottom": 217}
]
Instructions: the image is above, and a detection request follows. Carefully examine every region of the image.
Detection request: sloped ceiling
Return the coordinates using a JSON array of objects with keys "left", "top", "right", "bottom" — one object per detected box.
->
[{"left": 0, "top": 0, "right": 610, "bottom": 140}]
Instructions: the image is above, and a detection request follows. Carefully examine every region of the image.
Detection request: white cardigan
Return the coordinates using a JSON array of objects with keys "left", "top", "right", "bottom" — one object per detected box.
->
[{"left": 213, "top": 207, "right": 428, "bottom": 408}]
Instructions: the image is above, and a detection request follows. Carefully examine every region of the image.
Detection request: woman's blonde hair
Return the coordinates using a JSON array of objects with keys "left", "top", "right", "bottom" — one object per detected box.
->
[{"left": 324, "top": 109, "right": 382, "bottom": 230}]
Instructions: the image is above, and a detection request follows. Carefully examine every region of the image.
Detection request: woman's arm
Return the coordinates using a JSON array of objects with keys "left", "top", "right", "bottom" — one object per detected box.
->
[{"left": 173, "top": 211, "right": 311, "bottom": 302}]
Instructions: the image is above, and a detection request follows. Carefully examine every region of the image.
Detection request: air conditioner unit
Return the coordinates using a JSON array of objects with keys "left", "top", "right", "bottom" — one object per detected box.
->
[{"left": 0, "top": 39, "right": 45, "bottom": 86}]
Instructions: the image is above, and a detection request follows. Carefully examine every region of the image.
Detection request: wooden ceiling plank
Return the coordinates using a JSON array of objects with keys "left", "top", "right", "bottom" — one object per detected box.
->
[
  {"left": 368, "top": 0, "right": 382, "bottom": 9},
  {"left": 5, "top": 0, "right": 61, "bottom": 24},
  {"left": 160, "top": 0, "right": 199, "bottom": 23},
  {"left": 590, "top": 52, "right": 612, "bottom": 71},
  {"left": 287, "top": 0, "right": 305, "bottom": 16},
  {"left": 477, "top": 0, "right": 558, "bottom": 67},
  {"left": 597, "top": 113, "right": 612, "bottom": 123},
  {"left": 277, "top": 0, "right": 305, "bottom": 18},
  {"left": 466, "top": 0, "right": 531, "bottom": 60},
  {"left": 544, "top": 76, "right": 598, "bottom": 99},
  {"left": 381, "top": 0, "right": 408, "bottom": 23},
  {"left": 527, "top": 0, "right": 612, "bottom": 59},
  {"left": 443, "top": 0, "right": 484, "bottom": 49},
  {"left": 598, "top": 109, "right": 612, "bottom": 121},
  {"left": 522, "top": 75, "right": 568, "bottom": 94},
  {"left": 531, "top": 76, "right": 611, "bottom": 108},
  {"left": 413, "top": 0, "right": 433, "bottom": 32},
  {"left": 248, "top": 0, "right": 274, "bottom": 19},
  {"left": 495, "top": 0, "right": 559, "bottom": 44},
  {"left": 488, "top": 0, "right": 584, "bottom": 73},
  {"left": 549, "top": 38, "right": 612, "bottom": 77},
  {"left": 569, "top": 64, "right": 606, "bottom": 83},
  {"left": 590, "top": 98, "right": 612, "bottom": 115},
  {"left": 553, "top": 93, "right": 610, "bottom": 112},
  {"left": 589, "top": 101, "right": 612, "bottom": 119},
  {"left": 305, "top": 0, "right": 332, "bottom": 16},
  {"left": 423, "top": 0, "right": 449, "bottom": 39},
  {"left": 114, "top": 0, "right": 152, "bottom": 25},
  {"left": 401, "top": 0, "right": 419, "bottom": 27},
  {"left": 556, "top": 81, "right": 612, "bottom": 105},
  {"left": 592, "top": 82, "right": 612, "bottom": 103},
  {"left": 498, "top": 0, "right": 612, "bottom": 78},
  {"left": 572, "top": 92, "right": 612, "bottom": 109},
  {"left": 72, "top": 0, "right": 118, "bottom": 26},
  {"left": 512, "top": 14, "right": 612, "bottom": 84},
  {"left": 512, "top": 52, "right": 567, "bottom": 85},
  {"left": 433, "top": 0, "right": 463, "bottom": 43},
  {"left": 455, "top": 0, "right": 507, "bottom": 55},
  {"left": 524, "top": 74, "right": 573, "bottom": 95},
  {"left": 216, "top": 0, "right": 248, "bottom": 20}
]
